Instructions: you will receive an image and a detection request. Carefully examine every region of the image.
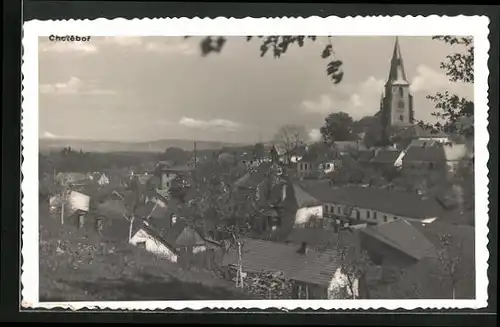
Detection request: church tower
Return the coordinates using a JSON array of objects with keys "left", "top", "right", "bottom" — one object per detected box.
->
[{"left": 380, "top": 37, "right": 415, "bottom": 142}]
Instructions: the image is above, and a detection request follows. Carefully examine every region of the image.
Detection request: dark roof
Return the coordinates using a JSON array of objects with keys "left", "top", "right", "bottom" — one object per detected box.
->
[
  {"left": 373, "top": 221, "right": 475, "bottom": 299},
  {"left": 370, "top": 150, "right": 400, "bottom": 164},
  {"left": 294, "top": 181, "right": 443, "bottom": 219},
  {"left": 163, "top": 220, "right": 207, "bottom": 248},
  {"left": 95, "top": 199, "right": 128, "bottom": 218},
  {"left": 222, "top": 238, "right": 341, "bottom": 286},
  {"left": 285, "top": 229, "right": 359, "bottom": 250},
  {"left": 357, "top": 150, "right": 375, "bottom": 163},
  {"left": 290, "top": 146, "right": 307, "bottom": 157},
  {"left": 403, "top": 145, "right": 446, "bottom": 163},
  {"left": 134, "top": 202, "right": 169, "bottom": 220},
  {"left": 360, "top": 219, "right": 437, "bottom": 260},
  {"left": 235, "top": 162, "right": 272, "bottom": 188},
  {"left": 139, "top": 224, "right": 178, "bottom": 253}
]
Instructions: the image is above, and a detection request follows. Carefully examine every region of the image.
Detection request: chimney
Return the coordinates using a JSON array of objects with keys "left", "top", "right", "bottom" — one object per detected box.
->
[{"left": 296, "top": 242, "right": 308, "bottom": 255}]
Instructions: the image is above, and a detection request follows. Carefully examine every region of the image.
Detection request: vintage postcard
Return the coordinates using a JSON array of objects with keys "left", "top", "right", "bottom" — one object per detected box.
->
[{"left": 22, "top": 16, "right": 490, "bottom": 310}]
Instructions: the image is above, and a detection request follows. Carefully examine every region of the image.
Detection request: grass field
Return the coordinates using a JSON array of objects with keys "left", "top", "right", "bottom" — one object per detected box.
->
[{"left": 39, "top": 204, "right": 251, "bottom": 301}]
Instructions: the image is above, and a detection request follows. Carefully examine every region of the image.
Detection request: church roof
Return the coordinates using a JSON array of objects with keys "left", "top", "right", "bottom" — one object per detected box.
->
[{"left": 387, "top": 37, "right": 409, "bottom": 86}]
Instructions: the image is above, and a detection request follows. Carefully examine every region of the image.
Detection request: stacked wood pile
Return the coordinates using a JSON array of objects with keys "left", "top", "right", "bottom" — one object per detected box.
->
[{"left": 228, "top": 267, "right": 294, "bottom": 299}]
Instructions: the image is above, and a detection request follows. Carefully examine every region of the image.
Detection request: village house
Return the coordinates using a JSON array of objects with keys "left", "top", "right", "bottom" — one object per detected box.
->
[
  {"left": 369, "top": 148, "right": 402, "bottom": 171},
  {"left": 222, "top": 238, "right": 359, "bottom": 299},
  {"left": 333, "top": 140, "right": 367, "bottom": 157},
  {"left": 129, "top": 221, "right": 180, "bottom": 263},
  {"left": 54, "top": 172, "right": 88, "bottom": 186},
  {"left": 356, "top": 219, "right": 475, "bottom": 299},
  {"left": 296, "top": 151, "right": 337, "bottom": 180},
  {"left": 291, "top": 180, "right": 443, "bottom": 230},
  {"left": 154, "top": 162, "right": 194, "bottom": 191},
  {"left": 401, "top": 143, "right": 448, "bottom": 177}
]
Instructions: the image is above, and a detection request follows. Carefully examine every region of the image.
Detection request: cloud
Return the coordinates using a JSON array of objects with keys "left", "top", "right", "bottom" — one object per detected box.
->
[
  {"left": 301, "top": 76, "right": 385, "bottom": 120},
  {"left": 41, "top": 42, "right": 98, "bottom": 54},
  {"left": 103, "top": 36, "right": 197, "bottom": 56},
  {"left": 410, "top": 65, "right": 473, "bottom": 99},
  {"left": 104, "top": 36, "right": 144, "bottom": 47},
  {"left": 41, "top": 131, "right": 58, "bottom": 138},
  {"left": 40, "top": 77, "right": 116, "bottom": 95},
  {"left": 179, "top": 117, "right": 241, "bottom": 131},
  {"left": 308, "top": 128, "right": 322, "bottom": 142}
]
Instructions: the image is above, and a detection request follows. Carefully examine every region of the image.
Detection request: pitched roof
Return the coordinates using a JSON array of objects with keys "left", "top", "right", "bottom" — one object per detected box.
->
[
  {"left": 403, "top": 145, "right": 446, "bottom": 163},
  {"left": 357, "top": 150, "right": 375, "bottom": 163},
  {"left": 370, "top": 150, "right": 400, "bottom": 164},
  {"left": 134, "top": 202, "right": 169, "bottom": 220},
  {"left": 222, "top": 238, "right": 341, "bottom": 286},
  {"left": 294, "top": 181, "right": 443, "bottom": 219},
  {"left": 376, "top": 221, "right": 475, "bottom": 299},
  {"left": 285, "top": 229, "right": 359, "bottom": 250},
  {"left": 360, "top": 219, "right": 437, "bottom": 260},
  {"left": 163, "top": 220, "right": 207, "bottom": 248},
  {"left": 235, "top": 162, "right": 272, "bottom": 188},
  {"left": 138, "top": 224, "right": 178, "bottom": 253},
  {"left": 387, "top": 37, "right": 409, "bottom": 85}
]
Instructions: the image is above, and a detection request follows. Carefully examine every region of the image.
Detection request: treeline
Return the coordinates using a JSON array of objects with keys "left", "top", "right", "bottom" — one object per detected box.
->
[{"left": 39, "top": 147, "right": 162, "bottom": 175}]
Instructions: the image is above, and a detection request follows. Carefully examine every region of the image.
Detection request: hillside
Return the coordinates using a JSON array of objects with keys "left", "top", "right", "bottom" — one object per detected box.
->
[
  {"left": 39, "top": 204, "right": 251, "bottom": 301},
  {"left": 39, "top": 137, "right": 247, "bottom": 154}
]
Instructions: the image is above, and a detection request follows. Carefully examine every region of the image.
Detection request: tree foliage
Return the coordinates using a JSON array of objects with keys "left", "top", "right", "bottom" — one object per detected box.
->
[
  {"left": 320, "top": 112, "right": 358, "bottom": 144},
  {"left": 193, "top": 35, "right": 344, "bottom": 84},
  {"left": 163, "top": 147, "right": 190, "bottom": 165},
  {"left": 424, "top": 36, "right": 474, "bottom": 137}
]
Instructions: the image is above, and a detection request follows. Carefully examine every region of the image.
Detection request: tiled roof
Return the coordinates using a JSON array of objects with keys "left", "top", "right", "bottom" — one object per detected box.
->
[
  {"left": 285, "top": 229, "right": 358, "bottom": 250},
  {"left": 370, "top": 150, "right": 400, "bottom": 164},
  {"left": 235, "top": 162, "right": 272, "bottom": 188},
  {"left": 402, "top": 145, "right": 446, "bottom": 163},
  {"left": 134, "top": 202, "right": 169, "bottom": 220},
  {"left": 294, "top": 181, "right": 443, "bottom": 219},
  {"left": 375, "top": 221, "right": 475, "bottom": 299},
  {"left": 222, "top": 238, "right": 341, "bottom": 286},
  {"left": 360, "top": 219, "right": 437, "bottom": 260}
]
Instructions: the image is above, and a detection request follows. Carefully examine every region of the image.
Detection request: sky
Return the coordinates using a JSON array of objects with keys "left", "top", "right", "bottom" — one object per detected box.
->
[{"left": 38, "top": 36, "right": 473, "bottom": 143}]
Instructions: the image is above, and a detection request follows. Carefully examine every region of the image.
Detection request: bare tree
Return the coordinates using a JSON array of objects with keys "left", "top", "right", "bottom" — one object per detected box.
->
[{"left": 274, "top": 125, "right": 307, "bottom": 164}]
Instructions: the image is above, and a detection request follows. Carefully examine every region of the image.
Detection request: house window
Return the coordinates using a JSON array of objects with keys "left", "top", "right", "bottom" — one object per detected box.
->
[
  {"left": 356, "top": 210, "right": 361, "bottom": 220},
  {"left": 399, "top": 114, "right": 404, "bottom": 122},
  {"left": 383, "top": 215, "right": 388, "bottom": 222},
  {"left": 398, "top": 87, "right": 404, "bottom": 97},
  {"left": 337, "top": 207, "right": 342, "bottom": 214},
  {"left": 330, "top": 205, "right": 334, "bottom": 214},
  {"left": 367, "top": 211, "right": 371, "bottom": 219},
  {"left": 373, "top": 212, "right": 377, "bottom": 220}
]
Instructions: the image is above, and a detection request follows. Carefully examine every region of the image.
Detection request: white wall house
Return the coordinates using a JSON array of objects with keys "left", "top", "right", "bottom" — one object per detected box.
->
[
  {"left": 321, "top": 203, "right": 437, "bottom": 225},
  {"left": 129, "top": 228, "right": 178, "bottom": 263},
  {"left": 97, "top": 173, "right": 110, "bottom": 186},
  {"left": 160, "top": 171, "right": 177, "bottom": 190},
  {"left": 328, "top": 267, "right": 360, "bottom": 299}
]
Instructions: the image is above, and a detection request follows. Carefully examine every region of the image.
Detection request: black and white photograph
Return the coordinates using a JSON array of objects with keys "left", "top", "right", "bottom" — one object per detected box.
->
[{"left": 21, "top": 16, "right": 489, "bottom": 310}]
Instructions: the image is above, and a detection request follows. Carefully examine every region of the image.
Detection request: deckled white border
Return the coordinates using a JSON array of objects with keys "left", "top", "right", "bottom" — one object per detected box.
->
[{"left": 22, "top": 16, "right": 490, "bottom": 311}]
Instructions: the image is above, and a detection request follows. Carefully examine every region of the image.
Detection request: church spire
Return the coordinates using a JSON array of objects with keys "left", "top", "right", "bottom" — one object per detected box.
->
[{"left": 387, "top": 36, "right": 409, "bottom": 85}]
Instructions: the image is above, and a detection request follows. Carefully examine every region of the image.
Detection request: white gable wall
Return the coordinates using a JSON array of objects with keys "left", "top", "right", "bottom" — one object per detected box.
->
[{"left": 130, "top": 229, "right": 178, "bottom": 263}]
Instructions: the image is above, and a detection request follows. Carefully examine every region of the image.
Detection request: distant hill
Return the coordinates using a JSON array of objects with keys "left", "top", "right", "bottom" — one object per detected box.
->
[{"left": 39, "top": 138, "right": 248, "bottom": 154}]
